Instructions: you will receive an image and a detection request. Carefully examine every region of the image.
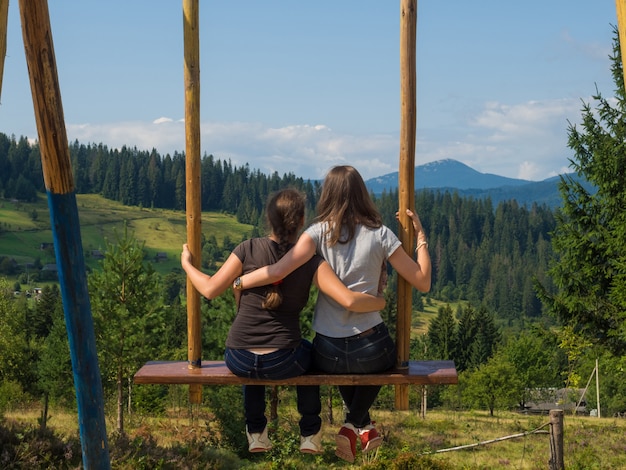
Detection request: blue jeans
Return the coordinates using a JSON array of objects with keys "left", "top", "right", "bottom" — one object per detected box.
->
[
  {"left": 312, "top": 322, "right": 396, "bottom": 428},
  {"left": 224, "top": 339, "right": 321, "bottom": 436}
]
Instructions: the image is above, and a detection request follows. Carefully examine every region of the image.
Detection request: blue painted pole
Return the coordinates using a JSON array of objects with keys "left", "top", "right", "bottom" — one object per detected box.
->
[{"left": 18, "top": 1, "right": 110, "bottom": 468}]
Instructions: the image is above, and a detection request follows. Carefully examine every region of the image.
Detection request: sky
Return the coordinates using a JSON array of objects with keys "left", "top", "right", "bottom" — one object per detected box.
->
[{"left": 0, "top": 1, "right": 620, "bottom": 182}]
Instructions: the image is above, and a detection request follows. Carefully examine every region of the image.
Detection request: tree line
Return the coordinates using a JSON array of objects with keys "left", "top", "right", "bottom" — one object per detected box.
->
[
  {"left": 0, "top": 135, "right": 320, "bottom": 222},
  {"left": 0, "top": 132, "right": 555, "bottom": 320}
]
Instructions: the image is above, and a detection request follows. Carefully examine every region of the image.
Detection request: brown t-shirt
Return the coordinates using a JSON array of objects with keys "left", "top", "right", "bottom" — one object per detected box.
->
[{"left": 225, "top": 237, "right": 323, "bottom": 350}]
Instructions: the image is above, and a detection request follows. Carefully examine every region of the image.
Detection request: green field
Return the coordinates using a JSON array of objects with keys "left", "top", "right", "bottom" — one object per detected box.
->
[
  {"left": 5, "top": 405, "right": 626, "bottom": 469},
  {"left": 0, "top": 194, "right": 254, "bottom": 275}
]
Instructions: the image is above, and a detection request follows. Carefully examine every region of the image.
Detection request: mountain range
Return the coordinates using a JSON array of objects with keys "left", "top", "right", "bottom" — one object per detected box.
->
[{"left": 364, "top": 159, "right": 589, "bottom": 208}]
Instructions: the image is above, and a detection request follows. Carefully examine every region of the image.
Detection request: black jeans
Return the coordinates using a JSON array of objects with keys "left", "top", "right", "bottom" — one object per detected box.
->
[
  {"left": 312, "top": 322, "right": 396, "bottom": 428},
  {"left": 224, "top": 339, "right": 321, "bottom": 436}
]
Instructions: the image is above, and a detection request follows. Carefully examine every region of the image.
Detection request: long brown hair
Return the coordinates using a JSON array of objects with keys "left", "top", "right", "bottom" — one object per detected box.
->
[
  {"left": 262, "top": 188, "right": 306, "bottom": 309},
  {"left": 315, "top": 165, "right": 382, "bottom": 246}
]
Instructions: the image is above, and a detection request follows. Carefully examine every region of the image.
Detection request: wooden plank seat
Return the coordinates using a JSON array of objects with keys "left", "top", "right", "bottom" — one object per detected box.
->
[{"left": 134, "top": 360, "right": 458, "bottom": 386}]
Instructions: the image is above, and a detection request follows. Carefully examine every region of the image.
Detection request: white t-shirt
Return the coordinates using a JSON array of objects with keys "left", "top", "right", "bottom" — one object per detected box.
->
[{"left": 305, "top": 222, "right": 402, "bottom": 338}]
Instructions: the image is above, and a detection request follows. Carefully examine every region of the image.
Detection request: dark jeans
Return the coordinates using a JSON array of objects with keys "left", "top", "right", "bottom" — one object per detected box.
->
[
  {"left": 312, "top": 322, "right": 396, "bottom": 428},
  {"left": 224, "top": 339, "right": 321, "bottom": 436}
]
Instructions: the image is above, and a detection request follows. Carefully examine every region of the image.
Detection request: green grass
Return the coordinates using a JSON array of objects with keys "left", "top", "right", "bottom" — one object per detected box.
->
[
  {"left": 5, "top": 405, "right": 626, "bottom": 469},
  {"left": 0, "top": 194, "right": 254, "bottom": 275},
  {"left": 412, "top": 299, "right": 463, "bottom": 336}
]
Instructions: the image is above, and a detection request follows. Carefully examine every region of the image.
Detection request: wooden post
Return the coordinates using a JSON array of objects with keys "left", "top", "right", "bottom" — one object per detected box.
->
[
  {"left": 420, "top": 385, "right": 427, "bottom": 419},
  {"left": 0, "top": 0, "right": 8, "bottom": 102},
  {"left": 18, "top": 1, "right": 110, "bottom": 468},
  {"left": 548, "top": 409, "right": 564, "bottom": 470},
  {"left": 616, "top": 0, "right": 626, "bottom": 91},
  {"left": 396, "top": 0, "right": 417, "bottom": 411},
  {"left": 595, "top": 357, "right": 601, "bottom": 418},
  {"left": 327, "top": 387, "right": 334, "bottom": 425},
  {"left": 183, "top": 0, "right": 203, "bottom": 405}
]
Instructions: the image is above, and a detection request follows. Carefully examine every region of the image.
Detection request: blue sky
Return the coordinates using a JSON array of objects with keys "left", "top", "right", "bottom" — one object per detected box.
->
[{"left": 0, "top": 1, "right": 619, "bottom": 181}]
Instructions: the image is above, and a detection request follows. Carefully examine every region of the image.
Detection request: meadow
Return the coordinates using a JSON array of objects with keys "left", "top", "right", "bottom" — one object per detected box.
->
[
  {"left": 4, "top": 400, "right": 626, "bottom": 469},
  {"left": 0, "top": 194, "right": 254, "bottom": 276}
]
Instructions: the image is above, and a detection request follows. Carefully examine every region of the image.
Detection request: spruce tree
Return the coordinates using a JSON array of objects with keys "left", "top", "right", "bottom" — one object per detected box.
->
[
  {"left": 454, "top": 303, "right": 478, "bottom": 372},
  {"left": 89, "top": 227, "right": 167, "bottom": 433},
  {"left": 427, "top": 304, "right": 456, "bottom": 360},
  {"left": 539, "top": 30, "right": 626, "bottom": 355}
]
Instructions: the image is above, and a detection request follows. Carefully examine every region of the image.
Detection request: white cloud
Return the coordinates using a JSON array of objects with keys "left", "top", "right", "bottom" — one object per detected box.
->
[
  {"left": 518, "top": 160, "right": 542, "bottom": 181},
  {"left": 153, "top": 117, "right": 173, "bottom": 124},
  {"left": 66, "top": 119, "right": 400, "bottom": 180},
  {"left": 65, "top": 96, "right": 583, "bottom": 183},
  {"left": 465, "top": 98, "right": 582, "bottom": 179}
]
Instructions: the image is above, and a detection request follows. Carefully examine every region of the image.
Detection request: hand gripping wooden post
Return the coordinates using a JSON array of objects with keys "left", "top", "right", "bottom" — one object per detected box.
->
[
  {"left": 396, "top": 0, "right": 418, "bottom": 411},
  {"left": 183, "top": 0, "right": 203, "bottom": 405},
  {"left": 18, "top": 1, "right": 110, "bottom": 468}
]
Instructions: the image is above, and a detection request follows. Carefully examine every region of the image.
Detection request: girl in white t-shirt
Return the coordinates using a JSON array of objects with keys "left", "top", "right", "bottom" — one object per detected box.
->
[{"left": 238, "top": 165, "right": 431, "bottom": 463}]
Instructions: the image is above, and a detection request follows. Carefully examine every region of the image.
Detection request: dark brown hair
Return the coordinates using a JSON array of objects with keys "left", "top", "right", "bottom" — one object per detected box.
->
[
  {"left": 315, "top": 165, "right": 382, "bottom": 246},
  {"left": 262, "top": 188, "right": 306, "bottom": 309}
]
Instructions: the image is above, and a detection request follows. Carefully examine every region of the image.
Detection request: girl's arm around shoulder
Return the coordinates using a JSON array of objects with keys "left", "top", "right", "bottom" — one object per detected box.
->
[
  {"left": 238, "top": 232, "right": 317, "bottom": 289},
  {"left": 314, "top": 261, "right": 386, "bottom": 312},
  {"left": 181, "top": 244, "right": 242, "bottom": 299}
]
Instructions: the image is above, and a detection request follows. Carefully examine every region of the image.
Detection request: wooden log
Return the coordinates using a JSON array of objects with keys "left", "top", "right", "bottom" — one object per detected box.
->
[
  {"left": 18, "top": 1, "right": 110, "bottom": 468},
  {"left": 396, "top": 0, "right": 417, "bottom": 411},
  {"left": 0, "top": 0, "right": 8, "bottom": 102},
  {"left": 183, "top": 0, "right": 203, "bottom": 405},
  {"left": 616, "top": 0, "right": 626, "bottom": 91},
  {"left": 134, "top": 360, "right": 459, "bottom": 386}
]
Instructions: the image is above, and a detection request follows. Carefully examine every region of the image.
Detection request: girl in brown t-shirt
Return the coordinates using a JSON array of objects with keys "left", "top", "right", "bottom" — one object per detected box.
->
[{"left": 181, "top": 188, "right": 384, "bottom": 455}]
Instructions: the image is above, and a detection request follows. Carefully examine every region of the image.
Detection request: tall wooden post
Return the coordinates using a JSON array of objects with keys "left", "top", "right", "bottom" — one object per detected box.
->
[
  {"left": 19, "top": 1, "right": 110, "bottom": 468},
  {"left": 616, "top": 0, "right": 626, "bottom": 91},
  {"left": 396, "top": 0, "right": 417, "bottom": 411},
  {"left": 183, "top": 0, "right": 203, "bottom": 405},
  {"left": 0, "top": 0, "right": 8, "bottom": 101},
  {"left": 595, "top": 357, "right": 601, "bottom": 418}
]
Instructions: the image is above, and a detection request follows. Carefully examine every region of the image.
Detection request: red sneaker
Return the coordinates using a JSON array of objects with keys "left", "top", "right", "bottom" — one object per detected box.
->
[
  {"left": 335, "top": 423, "right": 357, "bottom": 463},
  {"left": 359, "top": 422, "right": 383, "bottom": 452}
]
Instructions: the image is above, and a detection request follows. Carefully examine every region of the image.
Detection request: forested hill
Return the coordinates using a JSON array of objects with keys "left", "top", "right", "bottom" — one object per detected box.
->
[
  {"left": 0, "top": 133, "right": 557, "bottom": 319},
  {"left": 0, "top": 134, "right": 321, "bottom": 224}
]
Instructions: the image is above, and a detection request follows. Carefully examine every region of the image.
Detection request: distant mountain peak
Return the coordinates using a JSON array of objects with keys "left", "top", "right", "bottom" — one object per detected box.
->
[
  {"left": 367, "top": 159, "right": 529, "bottom": 192},
  {"left": 364, "top": 158, "right": 586, "bottom": 208}
]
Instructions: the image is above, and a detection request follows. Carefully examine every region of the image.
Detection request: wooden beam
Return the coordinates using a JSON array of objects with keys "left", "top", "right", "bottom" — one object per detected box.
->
[
  {"left": 183, "top": 0, "right": 202, "bottom": 405},
  {"left": 0, "top": 0, "right": 8, "bottom": 102},
  {"left": 18, "top": 1, "right": 110, "bottom": 468},
  {"left": 396, "top": 0, "right": 417, "bottom": 411},
  {"left": 135, "top": 360, "right": 458, "bottom": 386},
  {"left": 616, "top": 0, "right": 626, "bottom": 91}
]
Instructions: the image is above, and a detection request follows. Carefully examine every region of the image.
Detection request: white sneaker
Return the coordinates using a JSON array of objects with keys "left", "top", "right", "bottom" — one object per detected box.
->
[
  {"left": 246, "top": 426, "right": 272, "bottom": 453},
  {"left": 300, "top": 429, "right": 323, "bottom": 454}
]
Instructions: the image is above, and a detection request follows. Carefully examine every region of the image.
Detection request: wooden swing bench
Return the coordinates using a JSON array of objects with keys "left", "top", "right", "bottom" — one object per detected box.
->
[
  {"left": 129, "top": 1, "right": 459, "bottom": 398},
  {"left": 134, "top": 360, "right": 458, "bottom": 386}
]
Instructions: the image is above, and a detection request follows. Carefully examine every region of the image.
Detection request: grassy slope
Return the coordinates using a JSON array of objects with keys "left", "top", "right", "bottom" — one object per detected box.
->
[{"left": 0, "top": 194, "right": 254, "bottom": 274}]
